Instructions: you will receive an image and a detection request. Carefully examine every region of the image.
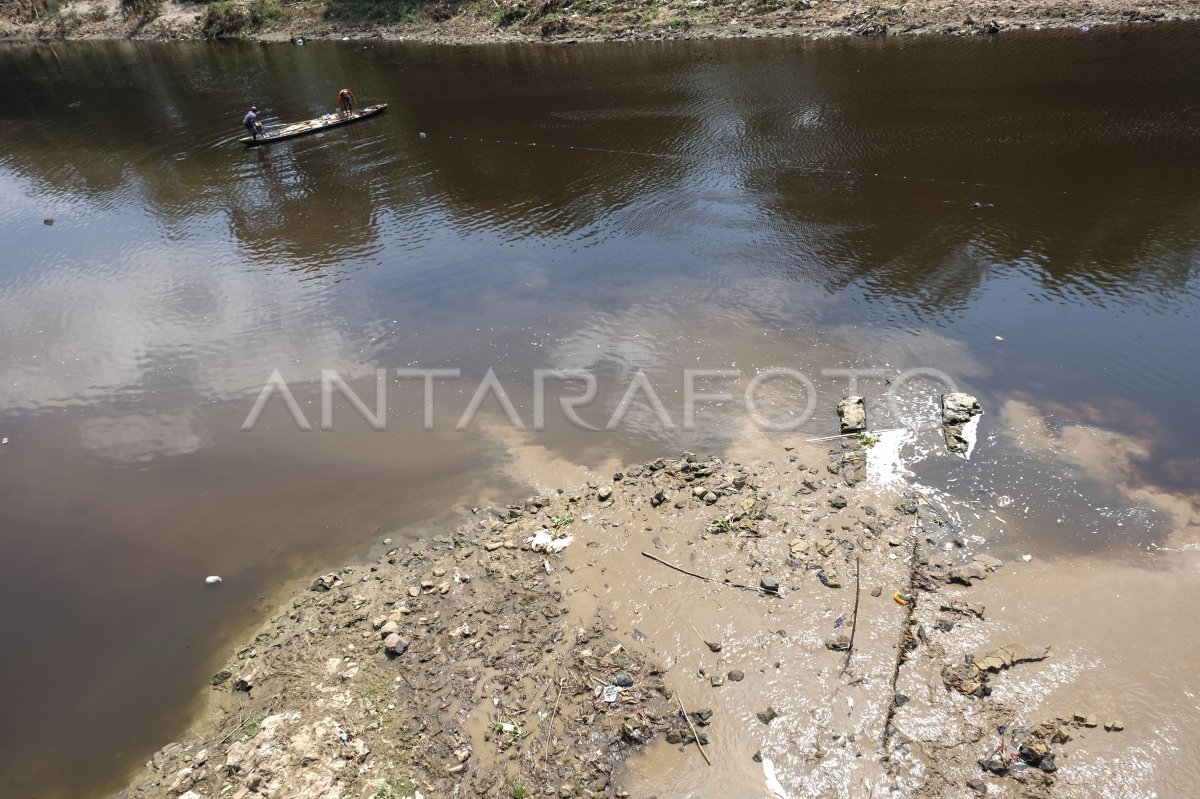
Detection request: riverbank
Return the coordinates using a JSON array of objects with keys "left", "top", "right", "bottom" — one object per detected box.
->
[
  {"left": 2, "top": 0, "right": 1198, "bottom": 44},
  {"left": 115, "top": 429, "right": 1149, "bottom": 799}
]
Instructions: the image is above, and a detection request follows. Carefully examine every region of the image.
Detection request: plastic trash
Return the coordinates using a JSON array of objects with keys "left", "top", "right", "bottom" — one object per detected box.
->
[
  {"left": 527, "top": 529, "right": 574, "bottom": 553},
  {"left": 205, "top": 576, "right": 222, "bottom": 585},
  {"left": 602, "top": 685, "right": 619, "bottom": 703}
]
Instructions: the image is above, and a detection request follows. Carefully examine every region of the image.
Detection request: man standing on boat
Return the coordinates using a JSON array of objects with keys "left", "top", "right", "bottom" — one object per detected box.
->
[
  {"left": 338, "top": 89, "right": 356, "bottom": 116},
  {"left": 243, "top": 106, "right": 263, "bottom": 139}
]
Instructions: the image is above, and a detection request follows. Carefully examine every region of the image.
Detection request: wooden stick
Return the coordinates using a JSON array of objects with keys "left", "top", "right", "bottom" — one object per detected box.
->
[
  {"left": 807, "top": 428, "right": 905, "bottom": 443},
  {"left": 542, "top": 673, "right": 564, "bottom": 752},
  {"left": 641, "top": 551, "right": 762, "bottom": 594},
  {"left": 677, "top": 696, "right": 711, "bottom": 766},
  {"left": 841, "top": 556, "right": 862, "bottom": 674},
  {"left": 641, "top": 551, "right": 713, "bottom": 583}
]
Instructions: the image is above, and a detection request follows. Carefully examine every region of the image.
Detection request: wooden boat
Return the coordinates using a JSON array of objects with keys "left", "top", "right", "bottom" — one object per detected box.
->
[{"left": 240, "top": 104, "right": 387, "bottom": 146}]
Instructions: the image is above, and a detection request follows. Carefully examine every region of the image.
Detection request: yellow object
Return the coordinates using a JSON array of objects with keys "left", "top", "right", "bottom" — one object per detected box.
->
[{"left": 893, "top": 592, "right": 907, "bottom": 606}]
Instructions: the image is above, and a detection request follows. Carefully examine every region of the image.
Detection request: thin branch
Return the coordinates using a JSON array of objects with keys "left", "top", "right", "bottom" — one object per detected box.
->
[
  {"left": 641, "top": 551, "right": 763, "bottom": 594},
  {"left": 841, "top": 556, "right": 862, "bottom": 674},
  {"left": 677, "top": 696, "right": 711, "bottom": 766}
]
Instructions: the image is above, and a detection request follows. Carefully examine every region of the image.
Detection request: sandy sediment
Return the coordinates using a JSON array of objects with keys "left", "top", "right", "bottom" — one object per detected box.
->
[{"left": 117, "top": 433, "right": 1109, "bottom": 799}]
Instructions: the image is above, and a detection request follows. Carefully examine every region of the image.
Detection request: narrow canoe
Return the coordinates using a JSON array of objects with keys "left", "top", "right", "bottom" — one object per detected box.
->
[{"left": 239, "top": 103, "right": 387, "bottom": 146}]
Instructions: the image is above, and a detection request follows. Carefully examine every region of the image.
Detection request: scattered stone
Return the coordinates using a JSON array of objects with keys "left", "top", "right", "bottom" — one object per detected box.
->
[
  {"left": 825, "top": 633, "right": 851, "bottom": 651},
  {"left": 830, "top": 495, "right": 848, "bottom": 509},
  {"left": 1105, "top": 719, "right": 1124, "bottom": 732},
  {"left": 383, "top": 634, "right": 409, "bottom": 656},
  {"left": 941, "top": 393, "right": 983, "bottom": 454},
  {"left": 1073, "top": 712, "right": 1098, "bottom": 727},
  {"left": 310, "top": 574, "right": 339, "bottom": 591},
  {"left": 760, "top": 575, "right": 780, "bottom": 594},
  {"left": 818, "top": 569, "right": 842, "bottom": 589},
  {"left": 870, "top": 586, "right": 882, "bottom": 598},
  {"left": 379, "top": 621, "right": 400, "bottom": 638},
  {"left": 965, "top": 778, "right": 986, "bottom": 794},
  {"left": 756, "top": 706, "right": 779, "bottom": 725},
  {"left": 709, "top": 674, "right": 725, "bottom": 687},
  {"left": 407, "top": 586, "right": 421, "bottom": 597},
  {"left": 210, "top": 668, "right": 231, "bottom": 686},
  {"left": 612, "top": 673, "right": 634, "bottom": 688},
  {"left": 836, "top": 395, "right": 867, "bottom": 433},
  {"left": 727, "top": 670, "right": 744, "bottom": 682},
  {"left": 752, "top": 750, "right": 762, "bottom": 762},
  {"left": 598, "top": 486, "right": 613, "bottom": 502},
  {"left": 483, "top": 541, "right": 504, "bottom": 551}
]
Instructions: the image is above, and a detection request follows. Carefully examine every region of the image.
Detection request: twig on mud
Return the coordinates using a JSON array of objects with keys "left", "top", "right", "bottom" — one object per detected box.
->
[
  {"left": 543, "top": 673, "right": 565, "bottom": 753},
  {"left": 677, "top": 696, "right": 712, "bottom": 766},
  {"left": 841, "top": 556, "right": 862, "bottom": 674},
  {"left": 806, "top": 428, "right": 904, "bottom": 443},
  {"left": 641, "top": 551, "right": 763, "bottom": 594},
  {"left": 690, "top": 625, "right": 722, "bottom": 652}
]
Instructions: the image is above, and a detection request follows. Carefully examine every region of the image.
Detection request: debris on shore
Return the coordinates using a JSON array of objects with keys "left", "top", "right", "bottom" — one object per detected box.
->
[{"left": 122, "top": 426, "right": 1092, "bottom": 799}]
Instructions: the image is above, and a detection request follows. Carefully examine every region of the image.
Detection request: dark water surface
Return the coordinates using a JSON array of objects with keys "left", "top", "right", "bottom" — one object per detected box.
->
[{"left": 1, "top": 26, "right": 1199, "bottom": 797}]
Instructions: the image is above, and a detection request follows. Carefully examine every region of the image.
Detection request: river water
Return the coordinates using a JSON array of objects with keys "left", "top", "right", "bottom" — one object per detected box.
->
[{"left": 1, "top": 26, "right": 1198, "bottom": 798}]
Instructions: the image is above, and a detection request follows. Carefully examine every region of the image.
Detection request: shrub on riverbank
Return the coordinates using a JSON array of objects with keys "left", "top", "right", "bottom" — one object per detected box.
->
[{"left": 200, "top": 0, "right": 286, "bottom": 37}]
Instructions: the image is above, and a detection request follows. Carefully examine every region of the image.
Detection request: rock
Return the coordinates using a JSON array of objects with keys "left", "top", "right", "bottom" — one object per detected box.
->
[
  {"left": 650, "top": 489, "right": 667, "bottom": 508},
  {"left": 752, "top": 750, "right": 762, "bottom": 762},
  {"left": 702, "top": 491, "right": 718, "bottom": 504},
  {"left": 965, "top": 778, "right": 986, "bottom": 794},
  {"left": 1105, "top": 719, "right": 1124, "bottom": 731},
  {"left": 210, "top": 668, "right": 231, "bottom": 686},
  {"left": 870, "top": 586, "right": 882, "bottom": 598},
  {"left": 598, "top": 486, "right": 613, "bottom": 502},
  {"left": 232, "top": 671, "right": 256, "bottom": 692},
  {"left": 727, "top": 669, "right": 744, "bottom": 682},
  {"left": 407, "top": 586, "right": 421, "bottom": 598},
  {"left": 894, "top": 692, "right": 909, "bottom": 707},
  {"left": 692, "top": 486, "right": 707, "bottom": 498},
  {"left": 818, "top": 569, "right": 842, "bottom": 589},
  {"left": 379, "top": 621, "right": 400, "bottom": 638},
  {"left": 836, "top": 396, "right": 867, "bottom": 433},
  {"left": 709, "top": 674, "right": 724, "bottom": 687},
  {"left": 612, "top": 673, "right": 634, "bottom": 688},
  {"left": 816, "top": 538, "right": 838, "bottom": 557},
  {"left": 483, "top": 540, "right": 503, "bottom": 551},
  {"left": 1071, "top": 712, "right": 1098, "bottom": 727},
  {"left": 760, "top": 575, "right": 780, "bottom": 593},
  {"left": 830, "top": 495, "right": 848, "bottom": 509},
  {"left": 756, "top": 706, "right": 779, "bottom": 724},
  {"left": 383, "top": 633, "right": 409, "bottom": 655},
  {"left": 310, "top": 574, "right": 339, "bottom": 591},
  {"left": 940, "top": 393, "right": 982, "bottom": 454},
  {"left": 825, "top": 634, "right": 851, "bottom": 651}
]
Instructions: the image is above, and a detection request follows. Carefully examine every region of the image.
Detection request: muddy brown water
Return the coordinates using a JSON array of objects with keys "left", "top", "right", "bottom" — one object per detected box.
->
[{"left": 1, "top": 25, "right": 1199, "bottom": 798}]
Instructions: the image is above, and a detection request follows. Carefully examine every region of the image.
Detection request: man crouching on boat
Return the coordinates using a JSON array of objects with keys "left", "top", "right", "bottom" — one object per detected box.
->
[
  {"left": 243, "top": 106, "right": 264, "bottom": 139},
  {"left": 338, "top": 89, "right": 356, "bottom": 117}
]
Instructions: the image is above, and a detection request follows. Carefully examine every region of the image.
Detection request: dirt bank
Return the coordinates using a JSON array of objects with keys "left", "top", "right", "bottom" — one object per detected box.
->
[
  {"left": 115, "top": 429, "right": 1133, "bottom": 799},
  {"left": 2, "top": 0, "right": 1198, "bottom": 45}
]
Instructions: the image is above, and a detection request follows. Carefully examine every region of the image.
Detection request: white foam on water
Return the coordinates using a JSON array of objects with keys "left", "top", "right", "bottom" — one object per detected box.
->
[
  {"left": 866, "top": 428, "right": 914, "bottom": 486},
  {"left": 958, "top": 413, "right": 982, "bottom": 460},
  {"left": 761, "top": 757, "right": 790, "bottom": 799}
]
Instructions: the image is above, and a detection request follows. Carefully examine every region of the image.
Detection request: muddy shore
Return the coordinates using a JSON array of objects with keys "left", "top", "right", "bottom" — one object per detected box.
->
[
  {"left": 3, "top": 0, "right": 1199, "bottom": 45},
  {"left": 115, "top": 428, "right": 1134, "bottom": 799}
]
